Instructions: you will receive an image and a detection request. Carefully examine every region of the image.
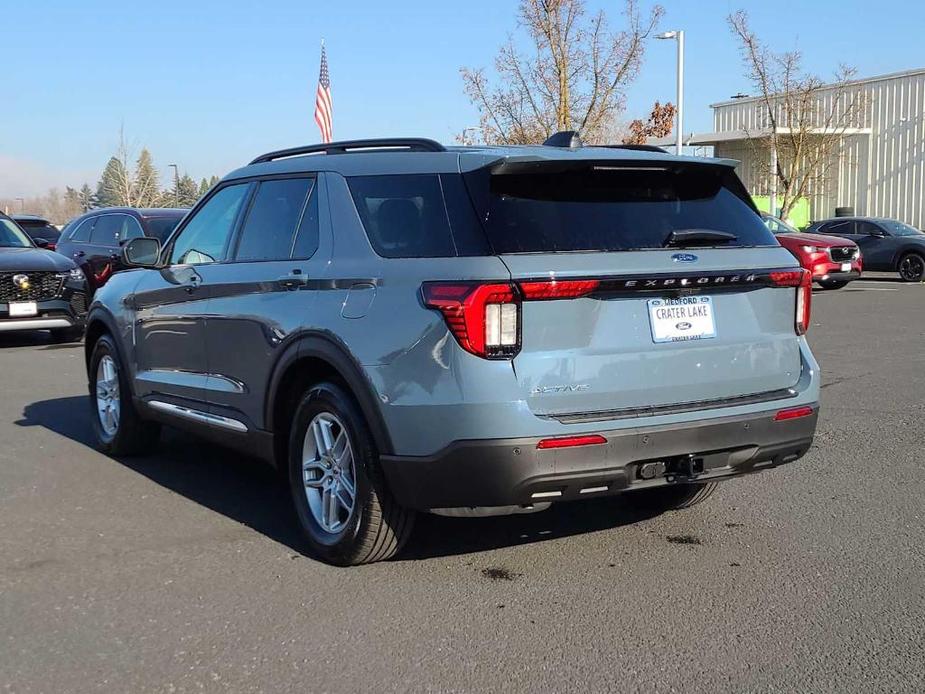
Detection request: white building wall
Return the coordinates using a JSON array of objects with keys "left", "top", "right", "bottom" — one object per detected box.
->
[{"left": 712, "top": 69, "right": 925, "bottom": 228}]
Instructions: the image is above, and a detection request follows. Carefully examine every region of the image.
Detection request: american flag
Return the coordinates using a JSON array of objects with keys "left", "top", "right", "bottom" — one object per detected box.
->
[{"left": 314, "top": 44, "right": 333, "bottom": 143}]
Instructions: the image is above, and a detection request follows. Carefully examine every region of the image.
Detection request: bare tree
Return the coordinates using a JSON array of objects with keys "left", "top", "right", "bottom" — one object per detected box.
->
[
  {"left": 622, "top": 100, "right": 675, "bottom": 144},
  {"left": 461, "top": 0, "right": 663, "bottom": 145},
  {"left": 728, "top": 10, "right": 865, "bottom": 219}
]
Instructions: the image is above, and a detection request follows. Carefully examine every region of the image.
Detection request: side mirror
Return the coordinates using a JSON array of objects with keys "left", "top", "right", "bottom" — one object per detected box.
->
[
  {"left": 33, "top": 237, "right": 49, "bottom": 248},
  {"left": 123, "top": 237, "right": 162, "bottom": 267}
]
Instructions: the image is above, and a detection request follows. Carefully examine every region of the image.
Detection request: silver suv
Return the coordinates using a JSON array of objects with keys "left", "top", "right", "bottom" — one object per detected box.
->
[{"left": 84, "top": 135, "right": 820, "bottom": 565}]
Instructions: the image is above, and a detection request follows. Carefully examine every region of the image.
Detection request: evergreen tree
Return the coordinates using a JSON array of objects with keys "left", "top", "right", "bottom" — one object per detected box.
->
[
  {"left": 199, "top": 178, "right": 211, "bottom": 197},
  {"left": 78, "top": 183, "right": 97, "bottom": 212},
  {"left": 134, "top": 148, "right": 160, "bottom": 207},
  {"left": 96, "top": 157, "right": 128, "bottom": 207},
  {"left": 176, "top": 174, "right": 200, "bottom": 207}
]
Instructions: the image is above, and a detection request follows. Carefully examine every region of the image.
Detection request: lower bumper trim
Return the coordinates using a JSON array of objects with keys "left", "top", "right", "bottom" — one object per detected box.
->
[
  {"left": 0, "top": 317, "right": 74, "bottom": 332},
  {"left": 381, "top": 406, "right": 818, "bottom": 510}
]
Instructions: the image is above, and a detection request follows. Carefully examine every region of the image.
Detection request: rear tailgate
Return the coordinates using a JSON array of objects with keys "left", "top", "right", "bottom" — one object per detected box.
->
[
  {"left": 502, "top": 250, "right": 803, "bottom": 417},
  {"left": 464, "top": 157, "right": 806, "bottom": 419}
]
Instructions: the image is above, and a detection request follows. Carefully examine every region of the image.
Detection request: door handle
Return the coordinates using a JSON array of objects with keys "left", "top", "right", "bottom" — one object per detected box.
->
[
  {"left": 277, "top": 274, "right": 308, "bottom": 290},
  {"left": 75, "top": 250, "right": 86, "bottom": 258}
]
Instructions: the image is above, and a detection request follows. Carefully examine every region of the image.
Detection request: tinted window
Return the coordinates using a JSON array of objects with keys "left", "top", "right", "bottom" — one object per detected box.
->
[
  {"left": 171, "top": 184, "right": 249, "bottom": 265},
  {"left": 17, "top": 221, "right": 61, "bottom": 242},
  {"left": 347, "top": 174, "right": 458, "bottom": 258},
  {"left": 822, "top": 220, "right": 855, "bottom": 235},
  {"left": 878, "top": 220, "right": 923, "bottom": 237},
  {"left": 69, "top": 217, "right": 95, "bottom": 242},
  {"left": 120, "top": 216, "right": 145, "bottom": 242},
  {"left": 90, "top": 215, "right": 122, "bottom": 246},
  {"left": 145, "top": 216, "right": 183, "bottom": 242},
  {"left": 292, "top": 184, "right": 320, "bottom": 259},
  {"left": 467, "top": 165, "right": 777, "bottom": 253},
  {"left": 235, "top": 178, "right": 312, "bottom": 261},
  {"left": 0, "top": 218, "right": 33, "bottom": 248},
  {"left": 855, "top": 221, "right": 883, "bottom": 236}
]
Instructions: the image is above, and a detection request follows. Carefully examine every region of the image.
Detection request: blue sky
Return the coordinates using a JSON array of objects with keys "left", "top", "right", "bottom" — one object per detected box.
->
[{"left": 4, "top": 0, "right": 925, "bottom": 196}]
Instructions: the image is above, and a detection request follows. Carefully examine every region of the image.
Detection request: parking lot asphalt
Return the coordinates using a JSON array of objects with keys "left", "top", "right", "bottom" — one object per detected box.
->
[{"left": 1, "top": 276, "right": 924, "bottom": 693}]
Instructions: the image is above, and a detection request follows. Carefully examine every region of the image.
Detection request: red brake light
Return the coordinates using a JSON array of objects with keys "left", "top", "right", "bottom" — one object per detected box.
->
[
  {"left": 771, "top": 269, "right": 812, "bottom": 335},
  {"left": 422, "top": 282, "right": 520, "bottom": 359},
  {"left": 774, "top": 405, "right": 814, "bottom": 421},
  {"left": 518, "top": 279, "right": 600, "bottom": 300},
  {"left": 536, "top": 434, "right": 607, "bottom": 450}
]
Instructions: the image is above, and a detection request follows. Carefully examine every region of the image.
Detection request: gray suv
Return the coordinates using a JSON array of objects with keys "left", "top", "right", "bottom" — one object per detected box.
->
[{"left": 84, "top": 135, "right": 820, "bottom": 565}]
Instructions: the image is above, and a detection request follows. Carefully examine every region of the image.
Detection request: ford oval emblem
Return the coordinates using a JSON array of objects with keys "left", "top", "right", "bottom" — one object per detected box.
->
[
  {"left": 672, "top": 253, "right": 698, "bottom": 263},
  {"left": 676, "top": 321, "right": 692, "bottom": 331}
]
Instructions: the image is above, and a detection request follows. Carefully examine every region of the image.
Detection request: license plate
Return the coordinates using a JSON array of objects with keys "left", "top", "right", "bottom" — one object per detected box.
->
[
  {"left": 9, "top": 301, "right": 37, "bottom": 318},
  {"left": 841, "top": 262, "right": 851, "bottom": 272},
  {"left": 648, "top": 296, "right": 716, "bottom": 344}
]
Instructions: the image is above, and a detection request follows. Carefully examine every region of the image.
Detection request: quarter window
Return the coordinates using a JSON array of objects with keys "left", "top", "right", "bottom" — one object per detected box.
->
[
  {"left": 234, "top": 178, "right": 313, "bottom": 262},
  {"left": 171, "top": 184, "right": 249, "bottom": 265}
]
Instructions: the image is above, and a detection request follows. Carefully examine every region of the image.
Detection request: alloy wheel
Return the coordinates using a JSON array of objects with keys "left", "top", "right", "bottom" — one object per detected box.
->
[
  {"left": 301, "top": 412, "right": 357, "bottom": 534},
  {"left": 95, "top": 355, "right": 121, "bottom": 437},
  {"left": 899, "top": 255, "right": 924, "bottom": 281}
]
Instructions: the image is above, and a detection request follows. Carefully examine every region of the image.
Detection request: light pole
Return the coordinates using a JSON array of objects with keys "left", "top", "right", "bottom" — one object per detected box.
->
[
  {"left": 656, "top": 30, "right": 684, "bottom": 155},
  {"left": 168, "top": 164, "right": 180, "bottom": 207}
]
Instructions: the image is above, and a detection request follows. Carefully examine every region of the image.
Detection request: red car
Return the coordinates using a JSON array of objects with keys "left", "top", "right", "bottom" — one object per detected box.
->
[{"left": 763, "top": 214, "right": 862, "bottom": 290}]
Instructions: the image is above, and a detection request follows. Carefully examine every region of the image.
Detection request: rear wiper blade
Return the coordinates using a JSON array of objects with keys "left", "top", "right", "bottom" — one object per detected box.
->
[{"left": 663, "top": 229, "right": 738, "bottom": 248}]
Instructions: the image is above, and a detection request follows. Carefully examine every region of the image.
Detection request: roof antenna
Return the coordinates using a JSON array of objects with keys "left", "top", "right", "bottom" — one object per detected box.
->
[{"left": 543, "top": 131, "right": 583, "bottom": 148}]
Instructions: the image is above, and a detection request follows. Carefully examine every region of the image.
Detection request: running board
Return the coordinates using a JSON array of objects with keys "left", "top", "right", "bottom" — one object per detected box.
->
[{"left": 147, "top": 400, "right": 248, "bottom": 433}]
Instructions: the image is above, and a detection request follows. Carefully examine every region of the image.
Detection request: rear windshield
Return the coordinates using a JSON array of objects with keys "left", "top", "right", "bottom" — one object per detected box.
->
[
  {"left": 19, "top": 222, "right": 60, "bottom": 241},
  {"left": 467, "top": 164, "right": 776, "bottom": 253}
]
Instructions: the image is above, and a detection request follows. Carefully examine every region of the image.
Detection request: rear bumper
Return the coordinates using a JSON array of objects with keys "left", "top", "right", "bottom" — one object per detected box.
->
[{"left": 381, "top": 405, "right": 818, "bottom": 510}]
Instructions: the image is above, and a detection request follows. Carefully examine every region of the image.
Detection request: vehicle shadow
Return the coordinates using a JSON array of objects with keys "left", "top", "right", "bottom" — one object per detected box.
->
[
  {"left": 0, "top": 331, "right": 83, "bottom": 350},
  {"left": 18, "top": 396, "right": 666, "bottom": 561}
]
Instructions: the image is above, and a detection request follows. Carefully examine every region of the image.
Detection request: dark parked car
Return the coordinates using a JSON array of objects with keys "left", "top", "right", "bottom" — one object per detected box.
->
[
  {"left": 11, "top": 214, "right": 61, "bottom": 251},
  {"left": 806, "top": 217, "right": 925, "bottom": 282},
  {"left": 57, "top": 208, "right": 187, "bottom": 291},
  {"left": 84, "top": 136, "right": 819, "bottom": 565},
  {"left": 763, "top": 214, "right": 861, "bottom": 289},
  {"left": 0, "top": 212, "right": 88, "bottom": 341}
]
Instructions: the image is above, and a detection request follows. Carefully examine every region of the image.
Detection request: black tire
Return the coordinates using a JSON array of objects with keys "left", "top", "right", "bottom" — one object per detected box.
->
[
  {"left": 898, "top": 252, "right": 925, "bottom": 282},
  {"left": 817, "top": 280, "right": 848, "bottom": 290},
  {"left": 88, "top": 334, "right": 160, "bottom": 455},
  {"left": 50, "top": 326, "right": 84, "bottom": 343},
  {"left": 637, "top": 482, "right": 719, "bottom": 511},
  {"left": 288, "top": 382, "right": 414, "bottom": 566}
]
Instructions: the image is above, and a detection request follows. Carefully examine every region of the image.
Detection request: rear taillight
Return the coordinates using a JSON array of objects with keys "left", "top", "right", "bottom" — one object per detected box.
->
[
  {"left": 770, "top": 269, "right": 812, "bottom": 335},
  {"left": 423, "top": 279, "right": 603, "bottom": 360},
  {"left": 422, "top": 282, "right": 520, "bottom": 359}
]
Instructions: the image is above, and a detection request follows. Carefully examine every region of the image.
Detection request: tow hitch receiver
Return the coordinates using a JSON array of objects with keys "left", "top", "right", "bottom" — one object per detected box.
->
[{"left": 668, "top": 454, "right": 705, "bottom": 480}]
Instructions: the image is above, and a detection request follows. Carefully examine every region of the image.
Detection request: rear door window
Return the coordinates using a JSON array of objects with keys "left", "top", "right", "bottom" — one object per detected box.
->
[
  {"left": 465, "top": 164, "right": 777, "bottom": 253},
  {"left": 821, "top": 220, "right": 856, "bottom": 235},
  {"left": 69, "top": 217, "right": 96, "bottom": 242},
  {"left": 89, "top": 215, "right": 122, "bottom": 247},
  {"left": 119, "top": 216, "right": 145, "bottom": 243},
  {"left": 233, "top": 178, "right": 313, "bottom": 262}
]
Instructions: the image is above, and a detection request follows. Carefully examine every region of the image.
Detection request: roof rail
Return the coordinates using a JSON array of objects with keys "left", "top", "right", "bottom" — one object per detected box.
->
[{"left": 249, "top": 138, "right": 446, "bottom": 165}]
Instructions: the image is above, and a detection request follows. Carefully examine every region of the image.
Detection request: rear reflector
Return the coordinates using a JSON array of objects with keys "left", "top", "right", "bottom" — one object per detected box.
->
[
  {"left": 536, "top": 434, "right": 607, "bottom": 450},
  {"left": 773, "top": 406, "right": 815, "bottom": 421}
]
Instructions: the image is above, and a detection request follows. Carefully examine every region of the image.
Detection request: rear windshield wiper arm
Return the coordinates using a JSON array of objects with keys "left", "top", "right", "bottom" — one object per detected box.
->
[{"left": 663, "top": 229, "right": 739, "bottom": 248}]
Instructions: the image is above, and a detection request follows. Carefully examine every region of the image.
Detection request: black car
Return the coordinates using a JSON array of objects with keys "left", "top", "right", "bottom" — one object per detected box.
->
[
  {"left": 11, "top": 214, "right": 62, "bottom": 251},
  {"left": 806, "top": 217, "right": 925, "bottom": 282},
  {"left": 57, "top": 208, "right": 187, "bottom": 292},
  {"left": 0, "top": 212, "right": 89, "bottom": 341}
]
